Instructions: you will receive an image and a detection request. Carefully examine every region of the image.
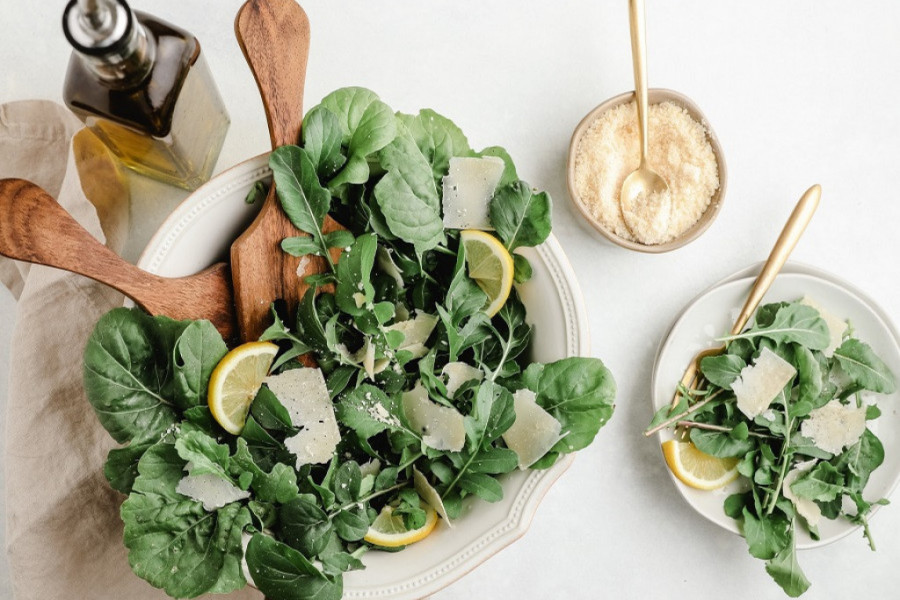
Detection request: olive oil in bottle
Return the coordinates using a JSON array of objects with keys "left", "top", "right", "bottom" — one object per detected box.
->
[{"left": 62, "top": 0, "right": 229, "bottom": 190}]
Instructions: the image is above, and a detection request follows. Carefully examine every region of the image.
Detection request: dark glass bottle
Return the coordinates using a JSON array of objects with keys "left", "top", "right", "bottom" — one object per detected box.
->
[{"left": 62, "top": 0, "right": 229, "bottom": 190}]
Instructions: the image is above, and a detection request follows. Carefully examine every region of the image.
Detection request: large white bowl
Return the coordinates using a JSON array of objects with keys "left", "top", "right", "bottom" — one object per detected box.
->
[{"left": 138, "top": 153, "right": 590, "bottom": 599}]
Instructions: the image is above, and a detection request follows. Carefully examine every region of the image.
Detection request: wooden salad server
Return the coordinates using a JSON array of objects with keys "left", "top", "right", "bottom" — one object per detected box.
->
[
  {"left": 231, "top": 0, "right": 344, "bottom": 343},
  {"left": 0, "top": 178, "right": 237, "bottom": 339}
]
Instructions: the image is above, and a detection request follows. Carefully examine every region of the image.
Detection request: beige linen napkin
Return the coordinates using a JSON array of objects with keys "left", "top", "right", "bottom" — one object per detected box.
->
[{"left": 0, "top": 100, "right": 261, "bottom": 600}]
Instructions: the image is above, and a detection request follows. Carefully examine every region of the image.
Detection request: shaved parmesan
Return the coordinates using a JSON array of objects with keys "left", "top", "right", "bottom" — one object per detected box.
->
[
  {"left": 241, "top": 532, "right": 254, "bottom": 584},
  {"left": 402, "top": 383, "right": 465, "bottom": 451},
  {"left": 441, "top": 156, "right": 505, "bottom": 230},
  {"left": 175, "top": 473, "right": 250, "bottom": 511},
  {"left": 386, "top": 312, "right": 438, "bottom": 359},
  {"left": 441, "top": 362, "right": 484, "bottom": 397},
  {"left": 783, "top": 460, "right": 822, "bottom": 528},
  {"left": 801, "top": 296, "right": 848, "bottom": 356},
  {"left": 336, "top": 338, "right": 390, "bottom": 380},
  {"left": 732, "top": 348, "right": 797, "bottom": 419},
  {"left": 413, "top": 467, "right": 452, "bottom": 526},
  {"left": 265, "top": 369, "right": 341, "bottom": 468},
  {"left": 502, "top": 389, "right": 562, "bottom": 469},
  {"left": 376, "top": 247, "right": 405, "bottom": 289},
  {"left": 800, "top": 399, "right": 867, "bottom": 454}
]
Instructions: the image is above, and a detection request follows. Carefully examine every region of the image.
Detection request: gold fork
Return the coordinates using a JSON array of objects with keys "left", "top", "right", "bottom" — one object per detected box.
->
[{"left": 646, "top": 184, "right": 821, "bottom": 436}]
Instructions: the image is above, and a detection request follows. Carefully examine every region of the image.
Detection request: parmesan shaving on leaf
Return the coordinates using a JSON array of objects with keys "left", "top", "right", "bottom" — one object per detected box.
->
[
  {"left": 800, "top": 399, "right": 867, "bottom": 455},
  {"left": 732, "top": 348, "right": 796, "bottom": 419},
  {"left": 265, "top": 369, "right": 341, "bottom": 468},
  {"left": 401, "top": 383, "right": 465, "bottom": 451},
  {"left": 441, "top": 156, "right": 505, "bottom": 230},
  {"left": 502, "top": 389, "right": 562, "bottom": 469}
]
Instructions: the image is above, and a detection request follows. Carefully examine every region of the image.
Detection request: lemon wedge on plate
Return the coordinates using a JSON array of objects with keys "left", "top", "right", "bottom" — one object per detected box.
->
[
  {"left": 460, "top": 230, "right": 514, "bottom": 317},
  {"left": 364, "top": 503, "right": 439, "bottom": 548},
  {"left": 208, "top": 341, "right": 279, "bottom": 434},
  {"left": 661, "top": 440, "right": 739, "bottom": 490}
]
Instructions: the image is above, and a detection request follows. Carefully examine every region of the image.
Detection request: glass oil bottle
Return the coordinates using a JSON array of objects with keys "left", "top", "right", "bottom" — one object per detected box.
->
[{"left": 62, "top": 0, "right": 229, "bottom": 190}]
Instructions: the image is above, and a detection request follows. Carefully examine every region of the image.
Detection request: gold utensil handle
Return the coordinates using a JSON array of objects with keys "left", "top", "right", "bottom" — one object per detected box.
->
[
  {"left": 628, "top": 0, "right": 650, "bottom": 166},
  {"left": 730, "top": 184, "right": 821, "bottom": 335}
]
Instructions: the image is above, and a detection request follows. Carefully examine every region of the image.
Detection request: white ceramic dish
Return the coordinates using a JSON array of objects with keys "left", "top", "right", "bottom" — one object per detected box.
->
[
  {"left": 138, "top": 153, "right": 590, "bottom": 599},
  {"left": 651, "top": 267, "right": 900, "bottom": 549}
]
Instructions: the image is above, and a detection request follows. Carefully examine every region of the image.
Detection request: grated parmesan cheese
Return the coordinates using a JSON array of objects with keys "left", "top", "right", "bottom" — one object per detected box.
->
[
  {"left": 264, "top": 369, "right": 341, "bottom": 468},
  {"left": 800, "top": 399, "right": 867, "bottom": 455},
  {"left": 800, "top": 296, "right": 848, "bottom": 356},
  {"left": 501, "top": 389, "right": 562, "bottom": 469},
  {"left": 401, "top": 383, "right": 465, "bottom": 451},
  {"left": 732, "top": 348, "right": 797, "bottom": 419},
  {"left": 441, "top": 156, "right": 505, "bottom": 230},
  {"left": 572, "top": 101, "right": 719, "bottom": 245},
  {"left": 175, "top": 473, "right": 250, "bottom": 512}
]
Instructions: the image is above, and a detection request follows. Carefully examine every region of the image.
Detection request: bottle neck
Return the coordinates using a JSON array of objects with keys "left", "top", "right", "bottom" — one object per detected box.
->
[{"left": 63, "top": 0, "right": 156, "bottom": 88}]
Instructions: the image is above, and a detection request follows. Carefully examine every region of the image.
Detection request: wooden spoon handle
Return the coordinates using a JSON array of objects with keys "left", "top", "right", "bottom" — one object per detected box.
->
[
  {"left": 0, "top": 178, "right": 165, "bottom": 300},
  {"left": 0, "top": 178, "right": 237, "bottom": 340},
  {"left": 235, "top": 0, "right": 310, "bottom": 148}
]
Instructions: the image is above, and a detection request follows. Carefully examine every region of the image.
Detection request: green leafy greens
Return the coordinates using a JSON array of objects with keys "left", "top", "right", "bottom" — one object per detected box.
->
[
  {"left": 83, "top": 87, "right": 616, "bottom": 600},
  {"left": 648, "top": 299, "right": 896, "bottom": 597}
]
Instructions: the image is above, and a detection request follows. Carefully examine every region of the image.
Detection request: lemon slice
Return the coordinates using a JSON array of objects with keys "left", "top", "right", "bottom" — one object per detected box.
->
[
  {"left": 208, "top": 341, "right": 279, "bottom": 434},
  {"left": 460, "top": 230, "right": 514, "bottom": 317},
  {"left": 364, "top": 503, "right": 438, "bottom": 548},
  {"left": 661, "top": 439, "right": 740, "bottom": 491}
]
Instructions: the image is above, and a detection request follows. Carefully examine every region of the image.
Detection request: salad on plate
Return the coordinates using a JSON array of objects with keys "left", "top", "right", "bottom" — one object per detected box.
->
[
  {"left": 648, "top": 297, "right": 896, "bottom": 597},
  {"left": 82, "top": 87, "right": 616, "bottom": 600}
]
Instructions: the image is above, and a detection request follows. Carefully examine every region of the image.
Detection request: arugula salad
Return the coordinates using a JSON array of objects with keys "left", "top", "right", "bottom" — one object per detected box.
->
[
  {"left": 647, "top": 298, "right": 896, "bottom": 597},
  {"left": 83, "top": 87, "right": 616, "bottom": 600}
]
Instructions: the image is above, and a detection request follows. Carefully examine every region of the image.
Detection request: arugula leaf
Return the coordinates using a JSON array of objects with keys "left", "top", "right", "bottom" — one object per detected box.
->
[
  {"left": 790, "top": 461, "right": 845, "bottom": 502},
  {"left": 764, "top": 532, "right": 810, "bottom": 597},
  {"left": 302, "top": 104, "right": 346, "bottom": 180},
  {"left": 280, "top": 495, "right": 334, "bottom": 557},
  {"left": 271, "top": 146, "right": 331, "bottom": 240},
  {"left": 489, "top": 180, "right": 552, "bottom": 251},
  {"left": 319, "top": 87, "right": 397, "bottom": 190},
  {"left": 231, "top": 439, "right": 299, "bottom": 504},
  {"left": 246, "top": 533, "right": 343, "bottom": 600},
  {"left": 83, "top": 308, "right": 181, "bottom": 444},
  {"left": 396, "top": 109, "right": 471, "bottom": 184},
  {"left": 724, "top": 304, "right": 830, "bottom": 350},
  {"left": 741, "top": 507, "right": 791, "bottom": 560},
  {"left": 172, "top": 320, "right": 228, "bottom": 411},
  {"left": 458, "top": 472, "right": 504, "bottom": 503},
  {"left": 174, "top": 429, "right": 232, "bottom": 480},
  {"left": 104, "top": 441, "right": 153, "bottom": 494},
  {"left": 374, "top": 131, "right": 444, "bottom": 253},
  {"left": 699, "top": 354, "right": 746, "bottom": 389},
  {"left": 336, "top": 384, "right": 406, "bottom": 439},
  {"left": 833, "top": 338, "right": 897, "bottom": 394},
  {"left": 534, "top": 358, "right": 616, "bottom": 453},
  {"left": 121, "top": 444, "right": 250, "bottom": 598}
]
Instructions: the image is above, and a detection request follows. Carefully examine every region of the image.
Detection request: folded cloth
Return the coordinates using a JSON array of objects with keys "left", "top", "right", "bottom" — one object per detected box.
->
[{"left": 0, "top": 101, "right": 261, "bottom": 600}]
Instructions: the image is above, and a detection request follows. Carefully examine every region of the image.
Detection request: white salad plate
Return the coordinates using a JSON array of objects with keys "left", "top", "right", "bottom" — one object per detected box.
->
[
  {"left": 651, "top": 265, "right": 900, "bottom": 549},
  {"left": 138, "top": 153, "right": 590, "bottom": 599}
]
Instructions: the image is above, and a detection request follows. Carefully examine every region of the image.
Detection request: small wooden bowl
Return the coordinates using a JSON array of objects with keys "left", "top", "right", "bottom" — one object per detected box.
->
[{"left": 566, "top": 88, "right": 727, "bottom": 253}]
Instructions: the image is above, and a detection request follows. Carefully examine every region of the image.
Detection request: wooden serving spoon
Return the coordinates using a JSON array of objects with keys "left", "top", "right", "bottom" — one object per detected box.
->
[
  {"left": 0, "top": 177, "right": 237, "bottom": 339},
  {"left": 231, "top": 0, "right": 343, "bottom": 343}
]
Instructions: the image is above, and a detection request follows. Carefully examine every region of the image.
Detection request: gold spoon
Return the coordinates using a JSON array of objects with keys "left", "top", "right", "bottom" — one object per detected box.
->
[
  {"left": 645, "top": 184, "right": 821, "bottom": 437},
  {"left": 619, "top": 0, "right": 671, "bottom": 243}
]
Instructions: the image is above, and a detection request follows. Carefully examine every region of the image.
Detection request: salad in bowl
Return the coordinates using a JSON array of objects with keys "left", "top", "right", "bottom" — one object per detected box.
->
[{"left": 83, "top": 87, "right": 616, "bottom": 600}]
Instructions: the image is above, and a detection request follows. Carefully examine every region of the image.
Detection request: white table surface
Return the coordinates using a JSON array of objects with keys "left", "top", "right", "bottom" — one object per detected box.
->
[{"left": 3, "top": 1, "right": 900, "bottom": 598}]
